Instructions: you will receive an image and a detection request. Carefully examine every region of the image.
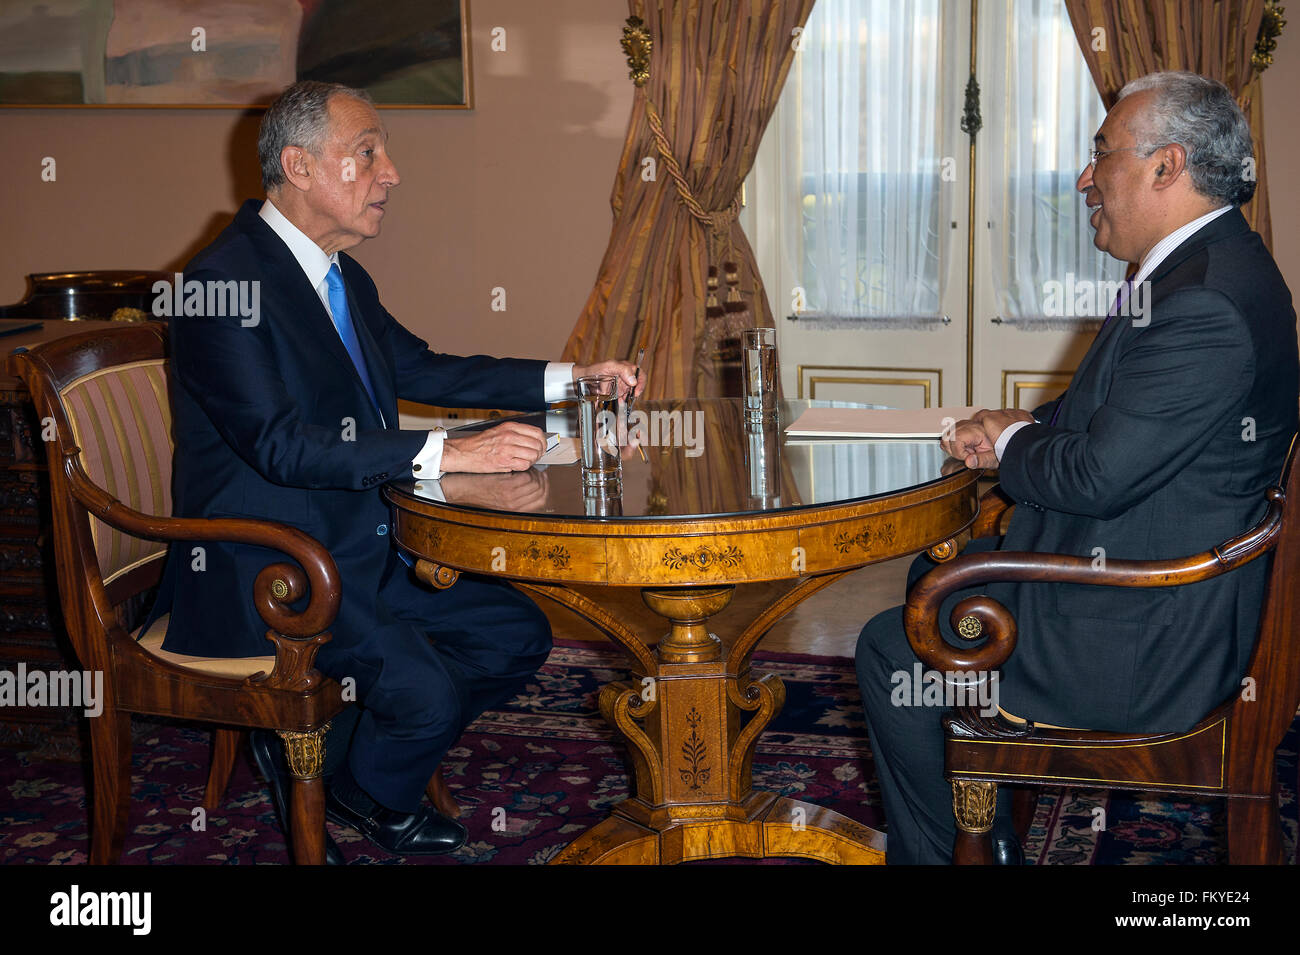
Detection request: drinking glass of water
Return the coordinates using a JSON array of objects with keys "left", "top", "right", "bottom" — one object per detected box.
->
[
  {"left": 742, "top": 327, "right": 777, "bottom": 423},
  {"left": 576, "top": 374, "right": 622, "bottom": 491}
]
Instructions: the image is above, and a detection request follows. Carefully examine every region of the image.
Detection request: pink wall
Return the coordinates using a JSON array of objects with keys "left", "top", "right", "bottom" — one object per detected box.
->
[
  {"left": 1, "top": 6, "right": 1296, "bottom": 359},
  {"left": 0, "top": 0, "right": 633, "bottom": 360},
  {"left": 1261, "top": 41, "right": 1300, "bottom": 291}
]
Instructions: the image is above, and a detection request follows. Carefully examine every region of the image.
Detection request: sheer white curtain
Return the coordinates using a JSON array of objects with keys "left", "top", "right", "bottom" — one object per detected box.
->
[
  {"left": 983, "top": 0, "right": 1123, "bottom": 327},
  {"left": 757, "top": 0, "right": 952, "bottom": 326}
]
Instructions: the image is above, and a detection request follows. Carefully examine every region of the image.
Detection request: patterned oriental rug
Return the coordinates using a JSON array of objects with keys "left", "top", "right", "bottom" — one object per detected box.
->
[{"left": 1, "top": 641, "right": 1296, "bottom": 865}]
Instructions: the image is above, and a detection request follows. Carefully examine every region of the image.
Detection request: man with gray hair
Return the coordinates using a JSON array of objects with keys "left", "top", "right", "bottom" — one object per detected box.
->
[
  {"left": 856, "top": 71, "right": 1298, "bottom": 864},
  {"left": 150, "top": 80, "right": 642, "bottom": 861}
]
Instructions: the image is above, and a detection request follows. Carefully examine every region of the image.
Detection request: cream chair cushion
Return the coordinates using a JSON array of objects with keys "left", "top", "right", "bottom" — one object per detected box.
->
[{"left": 137, "top": 614, "right": 275, "bottom": 680}]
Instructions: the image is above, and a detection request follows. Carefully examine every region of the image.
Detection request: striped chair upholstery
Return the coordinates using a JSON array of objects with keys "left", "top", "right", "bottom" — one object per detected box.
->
[
  {"left": 58, "top": 359, "right": 172, "bottom": 585},
  {"left": 59, "top": 356, "right": 276, "bottom": 675},
  {"left": 12, "top": 325, "right": 355, "bottom": 866}
]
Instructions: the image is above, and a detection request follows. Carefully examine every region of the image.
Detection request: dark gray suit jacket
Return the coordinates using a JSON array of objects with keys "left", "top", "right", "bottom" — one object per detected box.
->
[{"left": 992, "top": 208, "right": 1298, "bottom": 732}]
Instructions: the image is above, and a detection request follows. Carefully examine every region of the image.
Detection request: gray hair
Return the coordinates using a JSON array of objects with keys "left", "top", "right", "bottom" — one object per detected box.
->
[
  {"left": 1117, "top": 71, "right": 1255, "bottom": 206},
  {"left": 258, "top": 81, "right": 373, "bottom": 192}
]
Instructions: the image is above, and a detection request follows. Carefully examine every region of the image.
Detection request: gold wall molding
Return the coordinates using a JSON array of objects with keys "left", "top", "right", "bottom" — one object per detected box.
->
[
  {"left": 1000, "top": 369, "right": 1073, "bottom": 410},
  {"left": 796, "top": 364, "right": 943, "bottom": 407}
]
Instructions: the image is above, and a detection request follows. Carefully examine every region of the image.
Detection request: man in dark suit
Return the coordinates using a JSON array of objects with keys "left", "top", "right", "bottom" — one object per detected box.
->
[
  {"left": 856, "top": 71, "right": 1299, "bottom": 864},
  {"left": 151, "top": 81, "right": 641, "bottom": 857}
]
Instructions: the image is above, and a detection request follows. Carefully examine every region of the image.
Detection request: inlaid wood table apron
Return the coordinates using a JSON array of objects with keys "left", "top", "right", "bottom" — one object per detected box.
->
[{"left": 386, "top": 399, "right": 980, "bottom": 864}]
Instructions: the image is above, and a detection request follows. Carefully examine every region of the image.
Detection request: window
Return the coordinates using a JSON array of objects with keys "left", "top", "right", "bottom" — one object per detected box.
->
[
  {"left": 746, "top": 0, "right": 1120, "bottom": 327},
  {"left": 984, "top": 0, "right": 1123, "bottom": 324}
]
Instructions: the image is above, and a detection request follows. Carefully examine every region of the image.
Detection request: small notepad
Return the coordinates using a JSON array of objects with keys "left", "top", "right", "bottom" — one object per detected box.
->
[
  {"left": 537, "top": 436, "right": 580, "bottom": 466},
  {"left": 785, "top": 406, "right": 980, "bottom": 438}
]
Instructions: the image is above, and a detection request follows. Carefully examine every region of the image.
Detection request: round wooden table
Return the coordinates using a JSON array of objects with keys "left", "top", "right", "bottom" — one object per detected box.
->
[{"left": 386, "top": 398, "right": 979, "bottom": 864}]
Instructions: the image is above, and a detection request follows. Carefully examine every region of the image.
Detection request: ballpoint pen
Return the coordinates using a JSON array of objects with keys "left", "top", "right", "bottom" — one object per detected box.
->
[{"left": 628, "top": 346, "right": 646, "bottom": 462}]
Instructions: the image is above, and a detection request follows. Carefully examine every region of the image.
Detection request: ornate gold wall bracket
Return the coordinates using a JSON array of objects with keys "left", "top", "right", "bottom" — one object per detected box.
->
[
  {"left": 621, "top": 16, "right": 652, "bottom": 87},
  {"left": 1253, "top": 2, "right": 1287, "bottom": 71}
]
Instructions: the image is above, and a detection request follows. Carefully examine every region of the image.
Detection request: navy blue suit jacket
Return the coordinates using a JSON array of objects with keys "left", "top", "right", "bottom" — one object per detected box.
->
[
  {"left": 991, "top": 208, "right": 1298, "bottom": 732},
  {"left": 153, "top": 200, "right": 548, "bottom": 657}
]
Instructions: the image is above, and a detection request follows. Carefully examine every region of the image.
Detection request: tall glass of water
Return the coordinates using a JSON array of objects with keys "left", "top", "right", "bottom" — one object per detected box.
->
[
  {"left": 576, "top": 375, "right": 622, "bottom": 491},
  {"left": 742, "top": 327, "right": 777, "bottom": 424}
]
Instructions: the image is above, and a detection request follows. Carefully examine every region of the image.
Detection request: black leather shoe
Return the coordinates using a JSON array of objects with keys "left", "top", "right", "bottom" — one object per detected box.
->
[
  {"left": 992, "top": 835, "right": 1025, "bottom": 865},
  {"left": 325, "top": 773, "right": 467, "bottom": 856},
  {"left": 249, "top": 730, "right": 345, "bottom": 866}
]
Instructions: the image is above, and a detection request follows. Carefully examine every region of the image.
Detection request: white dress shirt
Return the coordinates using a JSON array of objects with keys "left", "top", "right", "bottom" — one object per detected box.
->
[
  {"left": 993, "top": 204, "right": 1234, "bottom": 460},
  {"left": 257, "top": 199, "right": 574, "bottom": 477}
]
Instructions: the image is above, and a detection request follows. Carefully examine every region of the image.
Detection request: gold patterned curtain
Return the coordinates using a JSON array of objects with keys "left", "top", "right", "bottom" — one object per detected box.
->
[
  {"left": 563, "top": 0, "right": 817, "bottom": 399},
  {"left": 1062, "top": 0, "right": 1285, "bottom": 248}
]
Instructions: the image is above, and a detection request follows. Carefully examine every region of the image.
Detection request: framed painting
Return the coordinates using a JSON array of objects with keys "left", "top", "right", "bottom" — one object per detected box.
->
[{"left": 0, "top": 0, "right": 472, "bottom": 108}]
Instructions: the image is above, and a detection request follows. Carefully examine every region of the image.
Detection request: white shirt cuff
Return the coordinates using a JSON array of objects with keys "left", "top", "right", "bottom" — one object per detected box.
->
[
  {"left": 411, "top": 428, "right": 446, "bottom": 479},
  {"left": 416, "top": 364, "right": 569, "bottom": 478},
  {"left": 994, "top": 421, "right": 1032, "bottom": 461},
  {"left": 544, "top": 362, "right": 576, "bottom": 401}
]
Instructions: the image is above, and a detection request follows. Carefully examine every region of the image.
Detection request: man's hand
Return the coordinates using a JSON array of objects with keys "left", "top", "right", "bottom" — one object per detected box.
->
[
  {"left": 939, "top": 408, "right": 1033, "bottom": 470},
  {"left": 941, "top": 419, "right": 998, "bottom": 470},
  {"left": 573, "top": 360, "right": 644, "bottom": 401},
  {"left": 438, "top": 469, "right": 550, "bottom": 511},
  {"left": 441, "top": 420, "right": 547, "bottom": 473},
  {"left": 972, "top": 407, "right": 1033, "bottom": 447}
]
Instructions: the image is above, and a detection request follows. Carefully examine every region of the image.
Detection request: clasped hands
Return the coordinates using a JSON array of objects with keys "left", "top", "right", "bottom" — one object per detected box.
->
[
  {"left": 940, "top": 407, "right": 1035, "bottom": 470},
  {"left": 440, "top": 360, "right": 644, "bottom": 474}
]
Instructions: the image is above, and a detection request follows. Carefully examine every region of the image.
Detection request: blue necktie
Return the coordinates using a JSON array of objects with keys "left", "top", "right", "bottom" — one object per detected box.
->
[{"left": 324, "top": 264, "right": 381, "bottom": 415}]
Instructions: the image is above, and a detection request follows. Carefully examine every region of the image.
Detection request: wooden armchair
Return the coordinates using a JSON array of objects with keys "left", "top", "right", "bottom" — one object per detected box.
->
[
  {"left": 11, "top": 324, "right": 347, "bottom": 864},
  {"left": 906, "top": 438, "right": 1299, "bottom": 864}
]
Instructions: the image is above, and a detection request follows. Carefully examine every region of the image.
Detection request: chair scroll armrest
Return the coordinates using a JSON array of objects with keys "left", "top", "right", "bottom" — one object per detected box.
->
[
  {"left": 904, "top": 486, "right": 1285, "bottom": 675},
  {"left": 63, "top": 452, "right": 341, "bottom": 691}
]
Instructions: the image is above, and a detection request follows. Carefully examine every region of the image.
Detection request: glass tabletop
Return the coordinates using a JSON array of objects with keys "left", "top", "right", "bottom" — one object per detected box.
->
[{"left": 393, "top": 398, "right": 957, "bottom": 520}]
